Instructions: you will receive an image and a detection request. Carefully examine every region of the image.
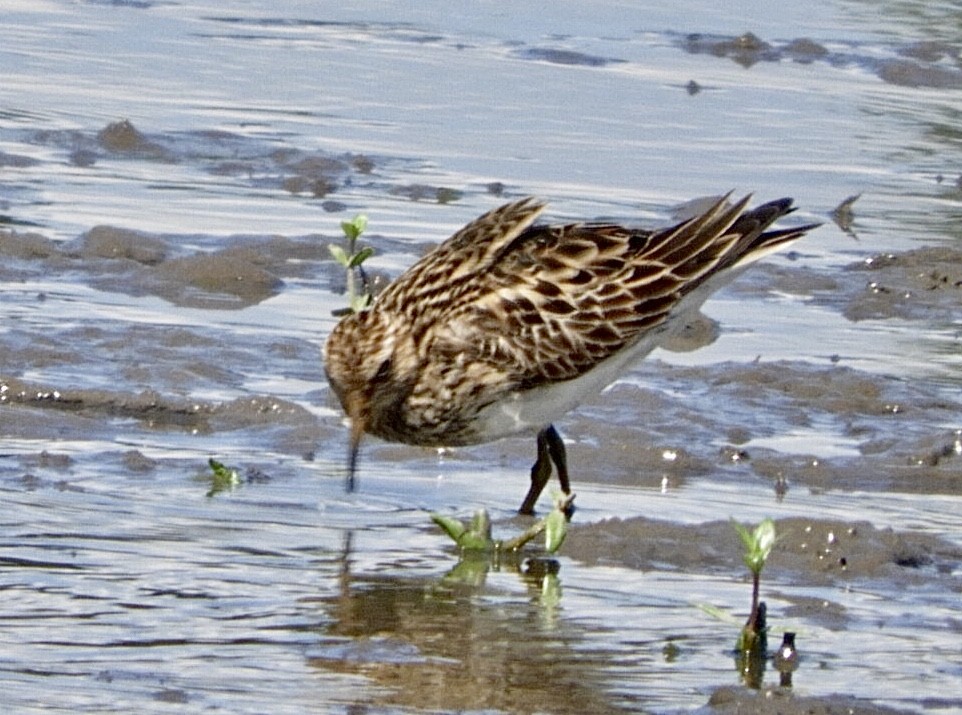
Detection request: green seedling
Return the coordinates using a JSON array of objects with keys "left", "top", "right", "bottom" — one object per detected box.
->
[
  {"left": 433, "top": 509, "right": 494, "bottom": 552},
  {"left": 206, "top": 458, "right": 240, "bottom": 497},
  {"left": 542, "top": 504, "right": 569, "bottom": 553},
  {"left": 329, "top": 213, "right": 374, "bottom": 314},
  {"left": 733, "top": 517, "right": 777, "bottom": 638},
  {"left": 732, "top": 517, "right": 778, "bottom": 686},
  {"left": 431, "top": 491, "right": 574, "bottom": 556}
]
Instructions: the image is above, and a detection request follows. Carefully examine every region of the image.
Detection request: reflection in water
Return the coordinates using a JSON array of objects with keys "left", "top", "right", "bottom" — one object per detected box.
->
[
  {"left": 773, "top": 632, "right": 800, "bottom": 688},
  {"left": 312, "top": 532, "right": 624, "bottom": 714},
  {"left": 735, "top": 602, "right": 767, "bottom": 690}
]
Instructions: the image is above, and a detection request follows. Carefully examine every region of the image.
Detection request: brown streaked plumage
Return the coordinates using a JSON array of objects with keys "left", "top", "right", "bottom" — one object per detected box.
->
[{"left": 324, "top": 194, "right": 818, "bottom": 513}]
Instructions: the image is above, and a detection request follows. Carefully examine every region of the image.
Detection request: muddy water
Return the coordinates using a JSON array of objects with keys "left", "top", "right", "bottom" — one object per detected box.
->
[{"left": 2, "top": 1, "right": 961, "bottom": 713}]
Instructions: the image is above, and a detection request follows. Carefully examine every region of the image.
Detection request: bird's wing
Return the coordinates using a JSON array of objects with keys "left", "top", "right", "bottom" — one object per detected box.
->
[
  {"left": 375, "top": 197, "right": 547, "bottom": 319},
  {"left": 428, "top": 195, "right": 810, "bottom": 389}
]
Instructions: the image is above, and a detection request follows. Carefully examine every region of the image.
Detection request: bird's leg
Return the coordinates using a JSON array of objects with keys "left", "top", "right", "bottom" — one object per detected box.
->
[
  {"left": 519, "top": 430, "right": 552, "bottom": 515},
  {"left": 543, "top": 425, "right": 570, "bottom": 495},
  {"left": 544, "top": 425, "right": 576, "bottom": 520},
  {"left": 518, "top": 425, "right": 572, "bottom": 515}
]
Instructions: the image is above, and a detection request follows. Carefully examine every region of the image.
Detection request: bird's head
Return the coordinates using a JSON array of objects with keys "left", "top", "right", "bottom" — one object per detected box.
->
[{"left": 323, "top": 309, "right": 415, "bottom": 488}]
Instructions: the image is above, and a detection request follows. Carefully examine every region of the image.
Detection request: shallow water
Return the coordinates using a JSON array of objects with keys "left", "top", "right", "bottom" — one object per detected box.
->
[{"left": 2, "top": 1, "right": 961, "bottom": 713}]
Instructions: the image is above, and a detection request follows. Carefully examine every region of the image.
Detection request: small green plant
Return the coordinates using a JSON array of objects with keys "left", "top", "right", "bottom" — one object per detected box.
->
[
  {"left": 329, "top": 214, "right": 374, "bottom": 314},
  {"left": 206, "top": 458, "right": 240, "bottom": 497},
  {"left": 733, "top": 517, "right": 777, "bottom": 637},
  {"left": 732, "top": 517, "right": 778, "bottom": 686},
  {"left": 432, "top": 509, "right": 494, "bottom": 552},
  {"left": 696, "top": 520, "right": 792, "bottom": 688},
  {"left": 431, "top": 492, "right": 575, "bottom": 556}
]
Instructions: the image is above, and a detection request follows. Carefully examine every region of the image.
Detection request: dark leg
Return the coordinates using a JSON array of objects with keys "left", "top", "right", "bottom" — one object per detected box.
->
[
  {"left": 518, "top": 425, "right": 572, "bottom": 515},
  {"left": 543, "top": 425, "right": 570, "bottom": 495}
]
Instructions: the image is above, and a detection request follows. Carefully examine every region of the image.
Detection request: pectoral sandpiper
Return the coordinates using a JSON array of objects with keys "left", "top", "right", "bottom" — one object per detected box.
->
[{"left": 324, "top": 194, "right": 817, "bottom": 513}]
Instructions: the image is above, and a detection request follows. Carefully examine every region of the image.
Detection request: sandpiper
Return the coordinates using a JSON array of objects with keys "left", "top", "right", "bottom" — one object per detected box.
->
[{"left": 324, "top": 194, "right": 817, "bottom": 513}]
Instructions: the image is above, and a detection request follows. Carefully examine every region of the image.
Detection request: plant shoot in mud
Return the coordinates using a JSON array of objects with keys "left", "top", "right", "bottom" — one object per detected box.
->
[
  {"left": 732, "top": 517, "right": 779, "bottom": 687},
  {"left": 205, "top": 458, "right": 240, "bottom": 497},
  {"left": 431, "top": 491, "right": 574, "bottom": 556},
  {"left": 733, "top": 517, "right": 776, "bottom": 641},
  {"left": 329, "top": 213, "right": 374, "bottom": 314}
]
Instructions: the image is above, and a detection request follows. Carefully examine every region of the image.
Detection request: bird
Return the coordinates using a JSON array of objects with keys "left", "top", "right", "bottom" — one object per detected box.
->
[{"left": 324, "top": 194, "right": 818, "bottom": 514}]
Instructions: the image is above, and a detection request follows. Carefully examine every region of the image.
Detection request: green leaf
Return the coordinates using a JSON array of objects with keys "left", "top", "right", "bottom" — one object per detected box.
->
[
  {"left": 206, "top": 457, "right": 240, "bottom": 497},
  {"left": 348, "top": 246, "right": 375, "bottom": 268},
  {"left": 731, "top": 517, "right": 778, "bottom": 575},
  {"left": 731, "top": 518, "right": 754, "bottom": 550},
  {"left": 456, "top": 509, "right": 494, "bottom": 552},
  {"left": 696, "top": 602, "right": 739, "bottom": 624},
  {"left": 340, "top": 221, "right": 358, "bottom": 241},
  {"left": 349, "top": 292, "right": 373, "bottom": 313},
  {"left": 431, "top": 513, "right": 467, "bottom": 543},
  {"left": 467, "top": 509, "right": 492, "bottom": 541},
  {"left": 458, "top": 530, "right": 494, "bottom": 552},
  {"left": 328, "top": 243, "right": 349, "bottom": 266},
  {"left": 208, "top": 458, "right": 231, "bottom": 478},
  {"left": 738, "top": 624, "right": 763, "bottom": 652},
  {"left": 544, "top": 508, "right": 568, "bottom": 553},
  {"left": 340, "top": 214, "right": 368, "bottom": 242},
  {"left": 754, "top": 518, "right": 777, "bottom": 560}
]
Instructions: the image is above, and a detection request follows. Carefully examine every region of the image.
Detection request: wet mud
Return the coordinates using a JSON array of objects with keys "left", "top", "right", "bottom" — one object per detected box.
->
[
  {"left": 678, "top": 31, "right": 962, "bottom": 89},
  {"left": 702, "top": 687, "right": 916, "bottom": 715},
  {"left": 566, "top": 515, "right": 961, "bottom": 610},
  {"left": 505, "top": 27, "right": 962, "bottom": 89}
]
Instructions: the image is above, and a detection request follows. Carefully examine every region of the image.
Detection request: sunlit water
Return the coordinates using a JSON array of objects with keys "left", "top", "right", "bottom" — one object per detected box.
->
[{"left": 2, "top": 1, "right": 962, "bottom": 713}]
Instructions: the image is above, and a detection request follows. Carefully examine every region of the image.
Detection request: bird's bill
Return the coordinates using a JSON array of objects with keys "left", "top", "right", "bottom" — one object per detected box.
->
[{"left": 346, "top": 413, "right": 365, "bottom": 493}]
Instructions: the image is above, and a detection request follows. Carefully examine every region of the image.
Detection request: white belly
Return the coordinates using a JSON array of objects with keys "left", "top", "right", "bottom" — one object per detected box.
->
[
  {"left": 471, "top": 329, "right": 664, "bottom": 441},
  {"left": 469, "top": 267, "right": 752, "bottom": 443}
]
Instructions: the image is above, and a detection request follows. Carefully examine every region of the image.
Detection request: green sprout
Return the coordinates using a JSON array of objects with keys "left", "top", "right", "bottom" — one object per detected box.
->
[
  {"left": 431, "top": 492, "right": 574, "bottom": 556},
  {"left": 733, "top": 517, "right": 777, "bottom": 631},
  {"left": 329, "top": 213, "right": 374, "bottom": 314},
  {"left": 432, "top": 509, "right": 494, "bottom": 553},
  {"left": 206, "top": 458, "right": 241, "bottom": 497},
  {"left": 732, "top": 517, "right": 778, "bottom": 684}
]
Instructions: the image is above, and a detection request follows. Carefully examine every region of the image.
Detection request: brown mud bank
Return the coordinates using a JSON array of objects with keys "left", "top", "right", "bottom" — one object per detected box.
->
[
  {"left": 766, "top": 244, "right": 962, "bottom": 325},
  {"left": 680, "top": 30, "right": 962, "bottom": 90},
  {"left": 566, "top": 515, "right": 961, "bottom": 615}
]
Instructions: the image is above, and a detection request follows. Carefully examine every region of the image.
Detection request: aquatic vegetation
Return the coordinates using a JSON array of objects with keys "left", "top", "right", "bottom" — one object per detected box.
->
[
  {"left": 732, "top": 517, "right": 778, "bottom": 687},
  {"left": 328, "top": 213, "right": 374, "bottom": 314},
  {"left": 432, "top": 492, "right": 574, "bottom": 556},
  {"left": 203, "top": 458, "right": 271, "bottom": 497},
  {"left": 205, "top": 457, "right": 240, "bottom": 497},
  {"left": 733, "top": 517, "right": 776, "bottom": 642}
]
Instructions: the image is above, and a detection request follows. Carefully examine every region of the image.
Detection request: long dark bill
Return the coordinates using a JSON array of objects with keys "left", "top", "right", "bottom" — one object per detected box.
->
[{"left": 346, "top": 416, "right": 364, "bottom": 492}]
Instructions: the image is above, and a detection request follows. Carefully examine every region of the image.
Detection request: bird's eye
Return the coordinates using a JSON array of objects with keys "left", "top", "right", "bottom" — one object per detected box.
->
[{"left": 373, "top": 358, "right": 392, "bottom": 382}]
